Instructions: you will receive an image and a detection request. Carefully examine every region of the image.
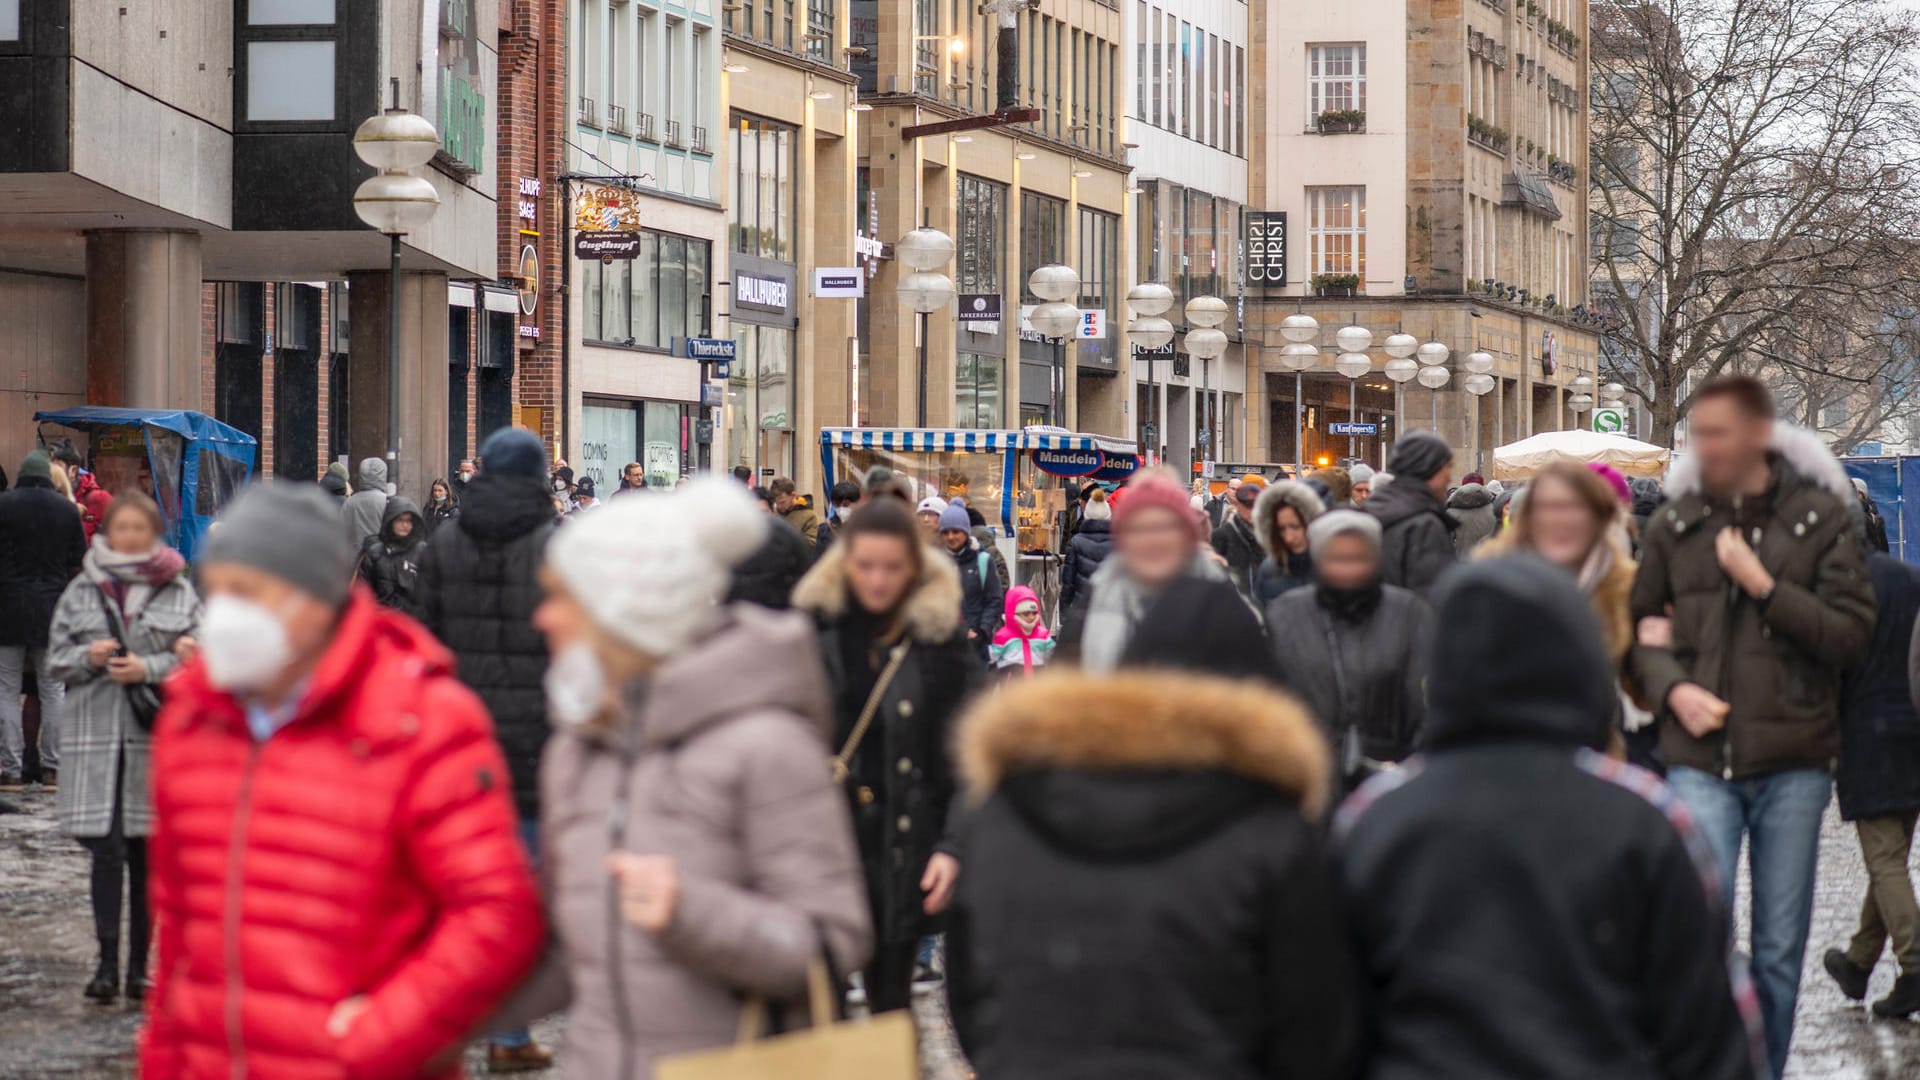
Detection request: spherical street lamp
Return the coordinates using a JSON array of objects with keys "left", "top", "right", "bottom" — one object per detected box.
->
[
  {"left": 1185, "top": 295, "right": 1230, "bottom": 329},
  {"left": 1416, "top": 340, "right": 1451, "bottom": 368},
  {"left": 1126, "top": 282, "right": 1176, "bottom": 318},
  {"left": 1186, "top": 327, "right": 1230, "bottom": 359},
  {"left": 1382, "top": 332, "right": 1419, "bottom": 359},
  {"left": 1384, "top": 356, "right": 1419, "bottom": 383},
  {"left": 353, "top": 109, "right": 441, "bottom": 172},
  {"left": 1130, "top": 316, "right": 1174, "bottom": 350},
  {"left": 896, "top": 271, "right": 955, "bottom": 313},
  {"left": 896, "top": 226, "right": 957, "bottom": 426},
  {"left": 896, "top": 227, "right": 956, "bottom": 272},
  {"left": 1027, "top": 265, "right": 1080, "bottom": 425},
  {"left": 1029, "top": 301, "right": 1081, "bottom": 339},
  {"left": 1464, "top": 350, "right": 1495, "bottom": 375},
  {"left": 1280, "top": 343, "right": 1320, "bottom": 370},
  {"left": 1027, "top": 263, "right": 1081, "bottom": 302},
  {"left": 1416, "top": 364, "right": 1451, "bottom": 389},
  {"left": 1334, "top": 351, "right": 1372, "bottom": 379},
  {"left": 1335, "top": 324, "right": 1374, "bottom": 354},
  {"left": 1279, "top": 312, "right": 1320, "bottom": 343},
  {"left": 1466, "top": 373, "right": 1497, "bottom": 396}
]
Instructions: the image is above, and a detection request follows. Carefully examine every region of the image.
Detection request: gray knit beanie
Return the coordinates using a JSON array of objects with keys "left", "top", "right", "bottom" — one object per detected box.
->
[
  {"left": 1307, "top": 508, "right": 1383, "bottom": 551},
  {"left": 198, "top": 481, "right": 358, "bottom": 607}
]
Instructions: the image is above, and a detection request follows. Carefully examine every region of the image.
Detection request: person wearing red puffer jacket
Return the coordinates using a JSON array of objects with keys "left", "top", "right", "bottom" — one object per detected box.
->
[{"left": 139, "top": 482, "right": 543, "bottom": 1080}]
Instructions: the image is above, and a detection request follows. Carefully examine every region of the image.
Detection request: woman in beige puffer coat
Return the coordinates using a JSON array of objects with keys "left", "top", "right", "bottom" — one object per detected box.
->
[{"left": 498, "top": 479, "right": 873, "bottom": 1079}]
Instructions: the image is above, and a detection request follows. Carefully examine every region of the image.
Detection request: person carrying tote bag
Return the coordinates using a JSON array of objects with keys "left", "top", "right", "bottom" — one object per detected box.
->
[
  {"left": 44, "top": 492, "right": 200, "bottom": 1003},
  {"left": 655, "top": 954, "right": 916, "bottom": 1080}
]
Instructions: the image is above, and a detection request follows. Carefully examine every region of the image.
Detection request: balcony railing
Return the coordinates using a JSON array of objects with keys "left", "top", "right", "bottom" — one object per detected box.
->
[
  {"left": 636, "top": 112, "right": 655, "bottom": 141},
  {"left": 607, "top": 104, "right": 628, "bottom": 134},
  {"left": 692, "top": 126, "right": 710, "bottom": 154},
  {"left": 664, "top": 119, "right": 684, "bottom": 147},
  {"left": 578, "top": 97, "right": 598, "bottom": 127}
]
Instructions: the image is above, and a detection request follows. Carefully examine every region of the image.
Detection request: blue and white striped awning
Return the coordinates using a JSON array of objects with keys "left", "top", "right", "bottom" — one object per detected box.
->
[
  {"left": 821, "top": 427, "right": 1140, "bottom": 456},
  {"left": 820, "top": 428, "right": 1017, "bottom": 453}
]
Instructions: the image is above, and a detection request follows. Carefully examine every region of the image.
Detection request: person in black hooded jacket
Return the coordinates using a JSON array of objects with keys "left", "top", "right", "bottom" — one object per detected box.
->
[
  {"left": 355, "top": 496, "right": 428, "bottom": 616},
  {"left": 1057, "top": 488, "right": 1112, "bottom": 615},
  {"left": 1362, "top": 431, "right": 1457, "bottom": 597},
  {"left": 949, "top": 578, "right": 1356, "bottom": 1080},
  {"left": 1338, "top": 555, "right": 1762, "bottom": 1080}
]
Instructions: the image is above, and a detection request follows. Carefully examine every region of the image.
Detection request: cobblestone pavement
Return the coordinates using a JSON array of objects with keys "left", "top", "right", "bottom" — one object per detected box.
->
[{"left": 0, "top": 785, "right": 1910, "bottom": 1078}]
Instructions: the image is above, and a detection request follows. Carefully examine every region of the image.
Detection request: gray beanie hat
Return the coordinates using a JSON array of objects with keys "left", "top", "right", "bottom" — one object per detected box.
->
[
  {"left": 1347, "top": 463, "right": 1376, "bottom": 485},
  {"left": 1307, "top": 508, "right": 1383, "bottom": 551},
  {"left": 1388, "top": 430, "right": 1454, "bottom": 481},
  {"left": 198, "top": 481, "right": 358, "bottom": 607}
]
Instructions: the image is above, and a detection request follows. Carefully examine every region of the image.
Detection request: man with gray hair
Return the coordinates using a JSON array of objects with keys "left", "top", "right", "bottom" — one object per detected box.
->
[{"left": 1266, "top": 509, "right": 1432, "bottom": 791}]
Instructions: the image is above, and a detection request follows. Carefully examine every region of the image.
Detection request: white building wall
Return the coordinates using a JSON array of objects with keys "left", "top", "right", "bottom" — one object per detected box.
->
[{"left": 1121, "top": 0, "right": 1249, "bottom": 206}]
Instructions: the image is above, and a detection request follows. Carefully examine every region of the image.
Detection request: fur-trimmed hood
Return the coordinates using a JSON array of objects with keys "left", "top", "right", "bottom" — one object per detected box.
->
[
  {"left": 960, "top": 670, "right": 1331, "bottom": 818},
  {"left": 1667, "top": 421, "right": 1852, "bottom": 501},
  {"left": 1253, "top": 480, "right": 1325, "bottom": 559},
  {"left": 792, "top": 537, "right": 966, "bottom": 644}
]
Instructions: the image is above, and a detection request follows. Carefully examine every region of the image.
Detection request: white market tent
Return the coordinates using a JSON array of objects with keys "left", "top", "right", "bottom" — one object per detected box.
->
[{"left": 1492, "top": 429, "right": 1672, "bottom": 481}]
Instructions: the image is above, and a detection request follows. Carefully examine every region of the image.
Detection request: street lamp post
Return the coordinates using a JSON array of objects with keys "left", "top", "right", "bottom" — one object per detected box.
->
[
  {"left": 1568, "top": 374, "right": 1596, "bottom": 431},
  {"left": 1463, "top": 351, "right": 1494, "bottom": 471},
  {"left": 1416, "top": 340, "right": 1450, "bottom": 431},
  {"left": 1334, "top": 323, "right": 1373, "bottom": 460},
  {"left": 1279, "top": 312, "right": 1319, "bottom": 469},
  {"left": 1382, "top": 332, "right": 1418, "bottom": 437},
  {"left": 1028, "top": 264, "right": 1081, "bottom": 426},
  {"left": 895, "top": 226, "right": 956, "bottom": 428},
  {"left": 1126, "top": 283, "right": 1175, "bottom": 458},
  {"left": 352, "top": 103, "right": 441, "bottom": 495},
  {"left": 1185, "top": 295, "right": 1229, "bottom": 462}
]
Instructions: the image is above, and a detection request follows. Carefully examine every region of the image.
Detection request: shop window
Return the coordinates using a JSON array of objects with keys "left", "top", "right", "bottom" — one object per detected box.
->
[
  {"left": 1019, "top": 192, "right": 1067, "bottom": 301},
  {"left": 448, "top": 303, "right": 471, "bottom": 479},
  {"left": 215, "top": 283, "right": 265, "bottom": 439},
  {"left": 481, "top": 310, "right": 516, "bottom": 441},
  {"left": 274, "top": 283, "right": 322, "bottom": 481},
  {"left": 956, "top": 354, "right": 1004, "bottom": 428},
  {"left": 729, "top": 115, "right": 795, "bottom": 262},
  {"left": 727, "top": 324, "right": 796, "bottom": 479},
  {"left": 957, "top": 174, "right": 1005, "bottom": 294}
]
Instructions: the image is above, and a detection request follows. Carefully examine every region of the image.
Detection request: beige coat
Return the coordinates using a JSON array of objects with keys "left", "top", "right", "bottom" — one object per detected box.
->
[{"left": 511, "top": 604, "right": 873, "bottom": 1079}]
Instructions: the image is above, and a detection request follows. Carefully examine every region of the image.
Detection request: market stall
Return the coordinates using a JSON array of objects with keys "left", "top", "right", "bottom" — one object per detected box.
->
[
  {"left": 34, "top": 407, "right": 258, "bottom": 560},
  {"left": 1492, "top": 429, "right": 1671, "bottom": 482}
]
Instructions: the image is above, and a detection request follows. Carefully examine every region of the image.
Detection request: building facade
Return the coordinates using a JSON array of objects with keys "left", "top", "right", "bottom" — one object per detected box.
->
[
  {"left": 1123, "top": 0, "right": 1252, "bottom": 475},
  {"left": 1247, "top": 0, "right": 1600, "bottom": 473}
]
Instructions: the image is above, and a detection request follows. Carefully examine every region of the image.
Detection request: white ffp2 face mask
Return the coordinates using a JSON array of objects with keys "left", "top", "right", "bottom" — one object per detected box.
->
[
  {"left": 544, "top": 641, "right": 610, "bottom": 730},
  {"left": 200, "top": 594, "right": 295, "bottom": 694}
]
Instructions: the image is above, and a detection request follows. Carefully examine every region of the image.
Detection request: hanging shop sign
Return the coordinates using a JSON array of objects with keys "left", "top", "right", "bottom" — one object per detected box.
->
[
  {"left": 958, "top": 294, "right": 1002, "bottom": 329},
  {"left": 574, "top": 184, "right": 643, "bottom": 260},
  {"left": 1091, "top": 453, "right": 1141, "bottom": 482},
  {"left": 1245, "top": 212, "right": 1288, "bottom": 289},
  {"left": 517, "top": 244, "right": 539, "bottom": 315},
  {"left": 1031, "top": 448, "right": 1105, "bottom": 478},
  {"left": 813, "top": 268, "right": 865, "bottom": 298},
  {"left": 1075, "top": 310, "right": 1106, "bottom": 339}
]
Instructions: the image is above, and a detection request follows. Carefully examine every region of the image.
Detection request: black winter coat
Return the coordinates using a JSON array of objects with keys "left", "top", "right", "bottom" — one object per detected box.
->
[
  {"left": 413, "top": 474, "right": 556, "bottom": 819},
  {"left": 1057, "top": 518, "right": 1111, "bottom": 614},
  {"left": 355, "top": 497, "right": 428, "bottom": 618},
  {"left": 949, "top": 670, "right": 1355, "bottom": 1080},
  {"left": 0, "top": 478, "right": 87, "bottom": 648},
  {"left": 423, "top": 498, "right": 459, "bottom": 537},
  {"left": 1267, "top": 585, "right": 1429, "bottom": 770},
  {"left": 1253, "top": 551, "right": 1312, "bottom": 609},
  {"left": 1211, "top": 514, "right": 1264, "bottom": 600},
  {"left": 1836, "top": 552, "right": 1920, "bottom": 820},
  {"left": 794, "top": 545, "right": 982, "bottom": 946},
  {"left": 726, "top": 517, "right": 812, "bottom": 609},
  {"left": 1362, "top": 478, "right": 1457, "bottom": 598},
  {"left": 949, "top": 538, "right": 1005, "bottom": 651},
  {"left": 1341, "top": 557, "right": 1760, "bottom": 1080}
]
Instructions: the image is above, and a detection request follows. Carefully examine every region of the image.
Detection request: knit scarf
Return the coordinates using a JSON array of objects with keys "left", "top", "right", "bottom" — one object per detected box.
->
[{"left": 84, "top": 535, "right": 186, "bottom": 619}]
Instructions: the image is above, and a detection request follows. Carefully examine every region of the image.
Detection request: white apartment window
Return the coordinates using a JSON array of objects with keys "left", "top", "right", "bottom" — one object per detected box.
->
[
  {"left": 1150, "top": 8, "right": 1163, "bottom": 127},
  {"left": 1308, "top": 44, "right": 1367, "bottom": 121},
  {"left": 1307, "top": 186, "right": 1367, "bottom": 280},
  {"left": 637, "top": 10, "right": 654, "bottom": 129},
  {"left": 1136, "top": 2, "right": 1148, "bottom": 119},
  {"left": 690, "top": 28, "right": 708, "bottom": 151},
  {"left": 664, "top": 17, "right": 679, "bottom": 130},
  {"left": 610, "top": 0, "right": 630, "bottom": 117}
]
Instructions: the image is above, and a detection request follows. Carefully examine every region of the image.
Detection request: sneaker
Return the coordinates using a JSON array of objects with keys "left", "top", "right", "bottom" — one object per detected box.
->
[
  {"left": 486, "top": 1043, "right": 555, "bottom": 1073},
  {"left": 1872, "top": 973, "right": 1920, "bottom": 1019},
  {"left": 1825, "top": 949, "right": 1872, "bottom": 1002},
  {"left": 0, "top": 774, "right": 21, "bottom": 793}
]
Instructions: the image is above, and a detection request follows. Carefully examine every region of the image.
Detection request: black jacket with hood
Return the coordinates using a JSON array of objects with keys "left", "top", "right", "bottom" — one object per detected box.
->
[
  {"left": 1252, "top": 481, "right": 1323, "bottom": 609},
  {"left": 1339, "top": 556, "right": 1762, "bottom": 1080},
  {"left": 1211, "top": 510, "right": 1265, "bottom": 601},
  {"left": 1836, "top": 551, "right": 1920, "bottom": 820},
  {"left": 356, "top": 496, "right": 428, "bottom": 617},
  {"left": 949, "top": 581, "right": 1356, "bottom": 1080},
  {"left": 0, "top": 472, "right": 86, "bottom": 649},
  {"left": 1362, "top": 477, "right": 1457, "bottom": 598},
  {"left": 413, "top": 473, "right": 558, "bottom": 819},
  {"left": 1058, "top": 516, "right": 1112, "bottom": 615}
]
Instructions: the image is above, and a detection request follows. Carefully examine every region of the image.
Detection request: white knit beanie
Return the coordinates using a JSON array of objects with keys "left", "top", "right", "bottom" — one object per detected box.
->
[{"left": 545, "top": 477, "right": 768, "bottom": 657}]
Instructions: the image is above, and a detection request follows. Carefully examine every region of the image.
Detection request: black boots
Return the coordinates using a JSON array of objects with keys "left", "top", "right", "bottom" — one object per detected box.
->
[
  {"left": 1825, "top": 948, "right": 1872, "bottom": 1001},
  {"left": 84, "top": 940, "right": 119, "bottom": 1002},
  {"left": 1873, "top": 973, "right": 1920, "bottom": 1019}
]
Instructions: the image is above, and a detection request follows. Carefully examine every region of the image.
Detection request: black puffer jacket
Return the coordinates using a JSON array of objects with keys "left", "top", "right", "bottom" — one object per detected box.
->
[
  {"left": 949, "top": 670, "right": 1354, "bottom": 1080},
  {"left": 1837, "top": 552, "right": 1920, "bottom": 820},
  {"left": 356, "top": 497, "right": 428, "bottom": 617},
  {"left": 1211, "top": 513, "right": 1265, "bottom": 601},
  {"left": 1267, "top": 584, "right": 1430, "bottom": 772},
  {"left": 726, "top": 517, "right": 812, "bottom": 610},
  {"left": 1058, "top": 517, "right": 1111, "bottom": 614},
  {"left": 413, "top": 474, "right": 556, "bottom": 819},
  {"left": 1340, "top": 557, "right": 1762, "bottom": 1080},
  {"left": 0, "top": 477, "right": 87, "bottom": 648},
  {"left": 1362, "top": 477, "right": 1457, "bottom": 598},
  {"left": 794, "top": 544, "right": 982, "bottom": 947}
]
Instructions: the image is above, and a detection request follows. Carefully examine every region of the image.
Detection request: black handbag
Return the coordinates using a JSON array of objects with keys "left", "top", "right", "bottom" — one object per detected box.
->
[{"left": 95, "top": 587, "right": 164, "bottom": 733}]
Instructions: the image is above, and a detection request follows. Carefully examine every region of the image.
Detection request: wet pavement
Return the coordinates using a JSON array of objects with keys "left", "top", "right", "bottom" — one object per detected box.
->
[{"left": 0, "top": 783, "right": 1909, "bottom": 1078}]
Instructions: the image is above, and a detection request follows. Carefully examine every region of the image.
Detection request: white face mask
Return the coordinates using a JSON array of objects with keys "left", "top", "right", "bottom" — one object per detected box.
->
[
  {"left": 544, "top": 641, "right": 610, "bottom": 730},
  {"left": 201, "top": 594, "right": 295, "bottom": 694}
]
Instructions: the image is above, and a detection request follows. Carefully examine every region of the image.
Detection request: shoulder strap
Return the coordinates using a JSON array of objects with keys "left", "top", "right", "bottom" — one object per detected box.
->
[
  {"left": 93, "top": 584, "right": 130, "bottom": 645},
  {"left": 830, "top": 642, "right": 911, "bottom": 783},
  {"left": 976, "top": 550, "right": 992, "bottom": 581}
]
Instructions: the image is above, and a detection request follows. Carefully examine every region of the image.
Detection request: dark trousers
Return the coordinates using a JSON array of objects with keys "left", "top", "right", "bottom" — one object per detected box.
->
[
  {"left": 864, "top": 939, "right": 920, "bottom": 1014},
  {"left": 77, "top": 765, "right": 148, "bottom": 977},
  {"left": 1847, "top": 809, "right": 1920, "bottom": 976}
]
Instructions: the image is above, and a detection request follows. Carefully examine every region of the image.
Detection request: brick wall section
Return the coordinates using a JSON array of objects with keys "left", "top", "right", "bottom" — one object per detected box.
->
[{"left": 495, "top": 0, "right": 568, "bottom": 457}]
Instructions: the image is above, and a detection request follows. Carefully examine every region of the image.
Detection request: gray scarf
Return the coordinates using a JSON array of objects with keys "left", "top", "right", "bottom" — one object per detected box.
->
[{"left": 1079, "top": 551, "right": 1228, "bottom": 674}]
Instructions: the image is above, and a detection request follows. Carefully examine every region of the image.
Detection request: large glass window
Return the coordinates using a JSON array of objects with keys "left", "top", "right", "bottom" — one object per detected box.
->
[
  {"left": 728, "top": 325, "right": 796, "bottom": 478},
  {"left": 957, "top": 174, "right": 1006, "bottom": 293},
  {"left": 956, "top": 354, "right": 1005, "bottom": 428},
  {"left": 580, "top": 230, "right": 711, "bottom": 349},
  {"left": 730, "top": 114, "right": 795, "bottom": 261},
  {"left": 1308, "top": 44, "right": 1367, "bottom": 122},
  {"left": 1307, "top": 186, "right": 1367, "bottom": 281},
  {"left": 1019, "top": 192, "right": 1067, "bottom": 300},
  {"left": 1078, "top": 208, "right": 1119, "bottom": 365}
]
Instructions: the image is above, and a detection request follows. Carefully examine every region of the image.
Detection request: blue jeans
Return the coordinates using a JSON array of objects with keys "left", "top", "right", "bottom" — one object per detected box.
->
[
  {"left": 1667, "top": 767, "right": 1830, "bottom": 1080},
  {"left": 492, "top": 818, "right": 542, "bottom": 1050}
]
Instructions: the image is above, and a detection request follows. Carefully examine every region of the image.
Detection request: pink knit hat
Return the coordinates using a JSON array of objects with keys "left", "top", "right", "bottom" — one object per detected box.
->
[
  {"left": 1587, "top": 462, "right": 1632, "bottom": 506},
  {"left": 1114, "top": 471, "right": 1209, "bottom": 543}
]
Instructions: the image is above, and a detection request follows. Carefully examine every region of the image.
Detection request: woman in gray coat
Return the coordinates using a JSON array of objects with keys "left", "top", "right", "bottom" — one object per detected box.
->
[
  {"left": 45, "top": 493, "right": 200, "bottom": 1002},
  {"left": 500, "top": 479, "right": 872, "bottom": 1080}
]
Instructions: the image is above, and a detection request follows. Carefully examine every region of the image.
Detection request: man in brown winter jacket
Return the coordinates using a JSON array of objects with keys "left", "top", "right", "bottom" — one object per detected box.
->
[{"left": 1630, "top": 375, "right": 1874, "bottom": 1080}]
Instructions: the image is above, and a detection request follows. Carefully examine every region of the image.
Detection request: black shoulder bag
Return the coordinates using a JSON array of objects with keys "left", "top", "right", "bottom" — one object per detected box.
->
[{"left": 95, "top": 587, "right": 164, "bottom": 732}]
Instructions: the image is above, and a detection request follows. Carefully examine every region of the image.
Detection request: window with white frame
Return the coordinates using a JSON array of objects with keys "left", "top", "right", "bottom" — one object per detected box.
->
[
  {"left": 1307, "top": 186, "right": 1367, "bottom": 280},
  {"left": 1307, "top": 44, "right": 1366, "bottom": 122}
]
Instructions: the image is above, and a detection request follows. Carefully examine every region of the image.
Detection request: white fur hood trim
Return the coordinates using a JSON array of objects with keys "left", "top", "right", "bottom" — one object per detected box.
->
[{"left": 1666, "top": 422, "right": 1852, "bottom": 501}]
